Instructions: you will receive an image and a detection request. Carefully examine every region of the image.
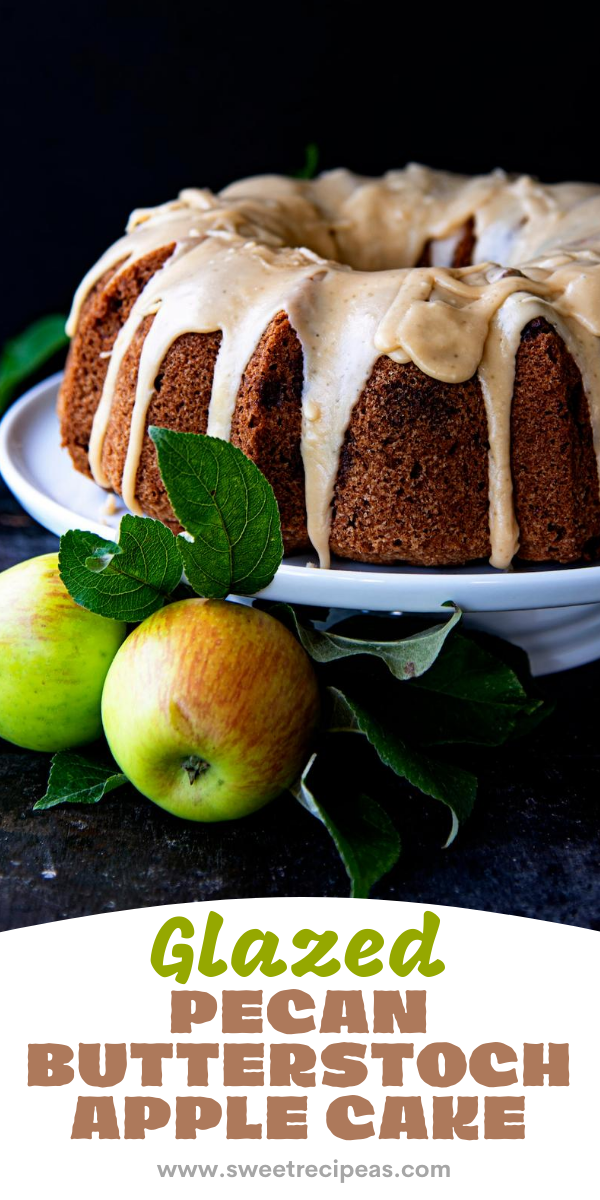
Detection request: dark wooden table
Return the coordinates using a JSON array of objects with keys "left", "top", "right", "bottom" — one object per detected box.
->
[{"left": 0, "top": 476, "right": 598, "bottom": 933}]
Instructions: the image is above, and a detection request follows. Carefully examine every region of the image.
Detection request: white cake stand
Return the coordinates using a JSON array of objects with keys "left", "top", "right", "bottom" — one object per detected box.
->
[{"left": 2, "top": 373, "right": 600, "bottom": 676}]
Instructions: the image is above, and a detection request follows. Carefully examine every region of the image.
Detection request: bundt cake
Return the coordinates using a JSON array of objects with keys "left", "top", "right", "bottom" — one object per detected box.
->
[{"left": 58, "top": 165, "right": 600, "bottom": 570}]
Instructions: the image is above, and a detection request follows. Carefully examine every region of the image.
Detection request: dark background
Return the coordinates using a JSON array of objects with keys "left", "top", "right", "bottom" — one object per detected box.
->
[
  {"left": 2, "top": 3, "right": 600, "bottom": 344},
  {"left": 0, "top": 4, "right": 598, "bottom": 929}
]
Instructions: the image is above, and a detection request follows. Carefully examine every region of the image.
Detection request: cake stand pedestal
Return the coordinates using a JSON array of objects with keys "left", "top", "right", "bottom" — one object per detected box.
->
[{"left": 462, "top": 604, "right": 600, "bottom": 675}]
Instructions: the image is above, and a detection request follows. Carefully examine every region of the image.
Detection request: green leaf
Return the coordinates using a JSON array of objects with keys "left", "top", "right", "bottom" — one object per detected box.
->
[
  {"left": 328, "top": 687, "right": 476, "bottom": 846},
  {"left": 273, "top": 603, "right": 461, "bottom": 680},
  {"left": 294, "top": 143, "right": 320, "bottom": 179},
  {"left": 34, "top": 752, "right": 127, "bottom": 810},
  {"left": 0, "top": 315, "right": 68, "bottom": 413},
  {"left": 411, "top": 633, "right": 545, "bottom": 746},
  {"left": 150, "top": 428, "right": 283, "bottom": 598},
  {"left": 291, "top": 754, "right": 400, "bottom": 898},
  {"left": 59, "top": 514, "right": 183, "bottom": 621}
]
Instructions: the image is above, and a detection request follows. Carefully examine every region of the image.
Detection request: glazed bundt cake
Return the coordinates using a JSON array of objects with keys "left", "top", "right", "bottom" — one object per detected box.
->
[{"left": 58, "top": 165, "right": 600, "bottom": 570}]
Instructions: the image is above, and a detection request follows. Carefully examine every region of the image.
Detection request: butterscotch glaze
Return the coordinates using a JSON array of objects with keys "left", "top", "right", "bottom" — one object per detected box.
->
[{"left": 67, "top": 165, "right": 600, "bottom": 569}]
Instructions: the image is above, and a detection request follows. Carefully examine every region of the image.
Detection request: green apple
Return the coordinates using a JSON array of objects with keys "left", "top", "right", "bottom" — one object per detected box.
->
[
  {"left": 102, "top": 598, "right": 321, "bottom": 821},
  {"left": 0, "top": 552, "right": 127, "bottom": 752}
]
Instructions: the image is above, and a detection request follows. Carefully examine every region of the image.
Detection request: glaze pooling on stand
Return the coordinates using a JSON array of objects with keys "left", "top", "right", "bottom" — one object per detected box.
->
[{"left": 68, "top": 165, "right": 600, "bottom": 569}]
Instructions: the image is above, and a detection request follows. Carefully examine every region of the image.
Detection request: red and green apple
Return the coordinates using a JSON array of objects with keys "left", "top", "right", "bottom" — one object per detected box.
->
[{"left": 101, "top": 598, "right": 321, "bottom": 821}]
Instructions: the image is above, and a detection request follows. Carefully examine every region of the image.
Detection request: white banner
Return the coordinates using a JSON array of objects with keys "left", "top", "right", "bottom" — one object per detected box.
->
[{"left": 0, "top": 898, "right": 596, "bottom": 1197}]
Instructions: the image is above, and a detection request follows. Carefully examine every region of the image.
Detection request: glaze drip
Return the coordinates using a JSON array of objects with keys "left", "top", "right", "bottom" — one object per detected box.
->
[{"left": 67, "top": 165, "right": 600, "bottom": 570}]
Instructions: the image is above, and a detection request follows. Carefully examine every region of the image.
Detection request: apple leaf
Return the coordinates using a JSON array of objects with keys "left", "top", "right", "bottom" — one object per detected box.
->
[
  {"left": 409, "top": 633, "right": 549, "bottom": 746},
  {"left": 34, "top": 752, "right": 128, "bottom": 810},
  {"left": 149, "top": 428, "right": 283, "bottom": 598},
  {"left": 327, "top": 687, "right": 476, "bottom": 847},
  {"left": 272, "top": 602, "right": 461, "bottom": 680},
  {"left": 59, "top": 515, "right": 183, "bottom": 621},
  {"left": 291, "top": 754, "right": 401, "bottom": 898},
  {"left": 294, "top": 142, "right": 320, "bottom": 179},
  {"left": 0, "top": 314, "right": 69, "bottom": 413}
]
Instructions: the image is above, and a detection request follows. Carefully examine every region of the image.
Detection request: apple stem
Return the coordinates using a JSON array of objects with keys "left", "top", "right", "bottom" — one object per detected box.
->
[{"left": 182, "top": 755, "right": 210, "bottom": 785}]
